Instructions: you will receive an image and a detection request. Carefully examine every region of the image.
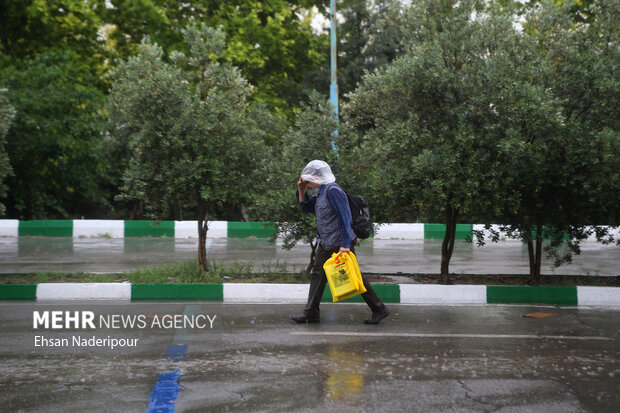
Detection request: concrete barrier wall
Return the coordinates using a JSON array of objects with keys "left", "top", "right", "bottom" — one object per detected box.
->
[{"left": 0, "top": 220, "right": 617, "bottom": 241}]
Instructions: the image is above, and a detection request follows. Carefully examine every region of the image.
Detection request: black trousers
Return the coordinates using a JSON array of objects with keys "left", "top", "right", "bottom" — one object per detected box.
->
[{"left": 303, "top": 242, "right": 386, "bottom": 317}]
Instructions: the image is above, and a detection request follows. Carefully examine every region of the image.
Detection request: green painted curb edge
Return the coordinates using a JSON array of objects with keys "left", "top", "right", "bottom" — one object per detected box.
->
[
  {"left": 18, "top": 220, "right": 73, "bottom": 237},
  {"left": 424, "top": 223, "right": 473, "bottom": 240},
  {"left": 0, "top": 284, "right": 37, "bottom": 300},
  {"left": 487, "top": 286, "right": 578, "bottom": 306},
  {"left": 131, "top": 283, "right": 223, "bottom": 301},
  {"left": 227, "top": 222, "right": 276, "bottom": 239},
  {"left": 124, "top": 221, "right": 175, "bottom": 238}
]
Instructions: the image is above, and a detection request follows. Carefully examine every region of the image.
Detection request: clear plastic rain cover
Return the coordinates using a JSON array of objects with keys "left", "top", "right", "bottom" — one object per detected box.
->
[{"left": 301, "top": 160, "right": 336, "bottom": 185}]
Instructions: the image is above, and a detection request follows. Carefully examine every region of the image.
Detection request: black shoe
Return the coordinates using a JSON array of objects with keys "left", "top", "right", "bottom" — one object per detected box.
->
[
  {"left": 291, "top": 313, "right": 320, "bottom": 323},
  {"left": 364, "top": 307, "right": 390, "bottom": 324}
]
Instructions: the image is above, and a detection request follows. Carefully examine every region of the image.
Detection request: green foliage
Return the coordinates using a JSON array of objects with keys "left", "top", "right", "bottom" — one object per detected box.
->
[
  {"left": 250, "top": 91, "right": 340, "bottom": 271},
  {"left": 337, "top": 0, "right": 407, "bottom": 97},
  {"left": 1, "top": 51, "right": 110, "bottom": 219},
  {"left": 109, "top": 24, "right": 270, "bottom": 270},
  {"left": 204, "top": 0, "right": 329, "bottom": 117},
  {"left": 99, "top": 0, "right": 329, "bottom": 117},
  {"left": 482, "top": 0, "right": 620, "bottom": 279},
  {"left": 343, "top": 0, "right": 619, "bottom": 279},
  {"left": 516, "top": 0, "right": 597, "bottom": 23},
  {"left": 0, "top": 1, "right": 329, "bottom": 221},
  {"left": 345, "top": 0, "right": 516, "bottom": 224},
  {"left": 0, "top": 88, "right": 15, "bottom": 216},
  {"left": 0, "top": 0, "right": 107, "bottom": 79},
  {"left": 97, "top": 0, "right": 182, "bottom": 62},
  {"left": 109, "top": 25, "right": 264, "bottom": 221}
]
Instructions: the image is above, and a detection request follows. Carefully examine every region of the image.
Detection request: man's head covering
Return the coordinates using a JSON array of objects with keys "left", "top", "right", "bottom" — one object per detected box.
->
[{"left": 301, "top": 160, "right": 336, "bottom": 185}]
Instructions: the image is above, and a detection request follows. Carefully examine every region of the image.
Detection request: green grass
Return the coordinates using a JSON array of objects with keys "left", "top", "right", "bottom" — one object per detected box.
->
[
  {"left": 0, "top": 260, "right": 309, "bottom": 284},
  {"left": 0, "top": 272, "right": 126, "bottom": 284},
  {"left": 126, "top": 261, "right": 223, "bottom": 283}
]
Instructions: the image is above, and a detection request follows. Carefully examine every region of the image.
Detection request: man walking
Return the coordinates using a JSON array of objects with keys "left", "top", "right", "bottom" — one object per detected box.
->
[{"left": 290, "top": 160, "right": 390, "bottom": 324}]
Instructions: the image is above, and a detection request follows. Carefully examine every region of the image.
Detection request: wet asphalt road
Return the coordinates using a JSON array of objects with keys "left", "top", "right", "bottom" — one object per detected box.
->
[
  {"left": 1, "top": 302, "right": 618, "bottom": 412},
  {"left": 1, "top": 237, "right": 618, "bottom": 276}
]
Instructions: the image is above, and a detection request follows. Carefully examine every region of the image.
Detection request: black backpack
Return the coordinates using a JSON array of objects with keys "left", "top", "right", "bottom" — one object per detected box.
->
[{"left": 345, "top": 191, "right": 371, "bottom": 239}]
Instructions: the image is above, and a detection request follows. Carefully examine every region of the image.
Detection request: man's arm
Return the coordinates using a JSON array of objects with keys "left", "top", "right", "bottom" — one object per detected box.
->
[{"left": 297, "top": 176, "right": 316, "bottom": 213}]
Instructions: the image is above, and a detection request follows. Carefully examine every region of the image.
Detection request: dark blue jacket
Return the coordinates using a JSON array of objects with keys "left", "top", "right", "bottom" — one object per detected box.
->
[{"left": 297, "top": 182, "right": 356, "bottom": 249}]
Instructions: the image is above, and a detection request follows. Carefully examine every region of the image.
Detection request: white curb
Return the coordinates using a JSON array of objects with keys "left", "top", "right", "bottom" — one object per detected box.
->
[
  {"left": 174, "top": 221, "right": 228, "bottom": 239},
  {"left": 577, "top": 286, "right": 620, "bottom": 307},
  {"left": 73, "top": 220, "right": 125, "bottom": 238},
  {"left": 36, "top": 283, "right": 131, "bottom": 301},
  {"left": 375, "top": 223, "right": 424, "bottom": 240},
  {"left": 0, "top": 219, "right": 18, "bottom": 237},
  {"left": 223, "top": 283, "right": 309, "bottom": 303},
  {"left": 399, "top": 284, "right": 487, "bottom": 304}
]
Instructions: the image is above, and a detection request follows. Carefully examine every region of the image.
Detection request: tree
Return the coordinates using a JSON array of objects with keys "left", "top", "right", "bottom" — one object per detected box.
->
[
  {"left": 337, "top": 0, "right": 407, "bottom": 97},
  {"left": 0, "top": 88, "right": 15, "bottom": 216},
  {"left": 100, "top": 0, "right": 329, "bottom": 118},
  {"left": 207, "top": 0, "right": 329, "bottom": 117},
  {"left": 0, "top": 0, "right": 107, "bottom": 79},
  {"left": 343, "top": 0, "right": 565, "bottom": 282},
  {"left": 473, "top": 0, "right": 620, "bottom": 282},
  {"left": 510, "top": 0, "right": 597, "bottom": 23},
  {"left": 109, "top": 25, "right": 266, "bottom": 272},
  {"left": 96, "top": 0, "right": 183, "bottom": 61},
  {"left": 1, "top": 51, "right": 110, "bottom": 219}
]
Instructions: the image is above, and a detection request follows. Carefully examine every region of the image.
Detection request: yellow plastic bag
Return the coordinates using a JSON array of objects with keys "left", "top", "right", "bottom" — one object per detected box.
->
[
  {"left": 335, "top": 252, "right": 367, "bottom": 302},
  {"left": 323, "top": 252, "right": 367, "bottom": 302}
]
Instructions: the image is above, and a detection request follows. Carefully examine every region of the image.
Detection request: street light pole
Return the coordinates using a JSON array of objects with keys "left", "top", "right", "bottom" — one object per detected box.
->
[{"left": 330, "top": 0, "right": 339, "bottom": 152}]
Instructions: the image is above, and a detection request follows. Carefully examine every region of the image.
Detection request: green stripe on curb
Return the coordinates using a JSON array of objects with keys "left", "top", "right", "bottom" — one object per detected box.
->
[
  {"left": 124, "top": 221, "right": 174, "bottom": 238},
  {"left": 131, "top": 283, "right": 223, "bottom": 301},
  {"left": 0, "top": 284, "right": 37, "bottom": 300},
  {"left": 321, "top": 284, "right": 400, "bottom": 303},
  {"left": 424, "top": 224, "right": 473, "bottom": 240},
  {"left": 227, "top": 222, "right": 276, "bottom": 238},
  {"left": 18, "top": 220, "right": 73, "bottom": 237},
  {"left": 487, "top": 286, "right": 578, "bottom": 306}
]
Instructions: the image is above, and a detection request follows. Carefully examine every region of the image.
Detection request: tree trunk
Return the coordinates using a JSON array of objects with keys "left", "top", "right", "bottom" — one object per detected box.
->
[
  {"left": 197, "top": 211, "right": 209, "bottom": 273},
  {"left": 129, "top": 200, "right": 142, "bottom": 221},
  {"left": 240, "top": 205, "right": 250, "bottom": 222},
  {"left": 526, "top": 223, "right": 543, "bottom": 284},
  {"left": 305, "top": 240, "right": 318, "bottom": 276},
  {"left": 534, "top": 223, "right": 543, "bottom": 282},
  {"left": 527, "top": 238, "right": 535, "bottom": 283},
  {"left": 440, "top": 204, "right": 458, "bottom": 284}
]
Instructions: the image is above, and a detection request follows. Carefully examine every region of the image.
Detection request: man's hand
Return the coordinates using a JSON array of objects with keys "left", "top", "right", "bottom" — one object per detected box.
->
[
  {"left": 338, "top": 247, "right": 350, "bottom": 256},
  {"left": 298, "top": 176, "right": 307, "bottom": 192},
  {"left": 298, "top": 176, "right": 308, "bottom": 203}
]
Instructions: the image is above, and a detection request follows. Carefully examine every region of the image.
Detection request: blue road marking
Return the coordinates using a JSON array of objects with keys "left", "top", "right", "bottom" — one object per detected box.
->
[
  {"left": 146, "top": 345, "right": 187, "bottom": 412},
  {"left": 166, "top": 344, "right": 188, "bottom": 362},
  {"left": 147, "top": 305, "right": 198, "bottom": 412},
  {"left": 147, "top": 371, "right": 181, "bottom": 413}
]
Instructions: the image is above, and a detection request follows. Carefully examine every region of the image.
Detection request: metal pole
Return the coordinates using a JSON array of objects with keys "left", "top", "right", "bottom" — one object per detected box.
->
[{"left": 330, "top": 0, "right": 339, "bottom": 152}]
